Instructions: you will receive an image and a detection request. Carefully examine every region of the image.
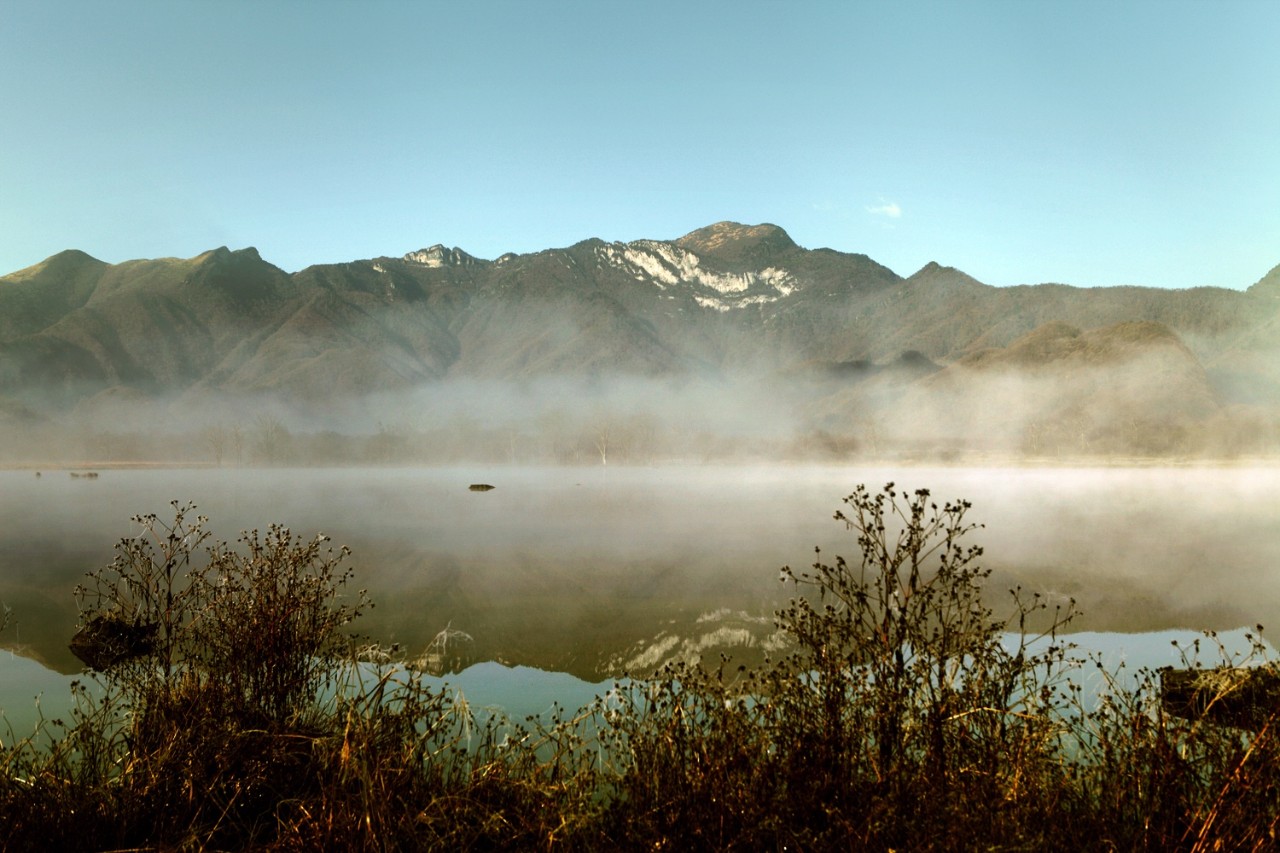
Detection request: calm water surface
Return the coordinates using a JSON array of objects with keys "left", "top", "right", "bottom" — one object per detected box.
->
[{"left": 1, "top": 465, "right": 1277, "bottom": 680}]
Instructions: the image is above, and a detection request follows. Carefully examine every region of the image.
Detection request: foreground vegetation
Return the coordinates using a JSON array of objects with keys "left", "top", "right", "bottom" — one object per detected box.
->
[{"left": 2, "top": 488, "right": 1278, "bottom": 851}]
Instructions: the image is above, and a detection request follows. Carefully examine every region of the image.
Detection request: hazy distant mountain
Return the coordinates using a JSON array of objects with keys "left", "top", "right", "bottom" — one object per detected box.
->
[{"left": 2, "top": 222, "right": 1277, "bottom": 459}]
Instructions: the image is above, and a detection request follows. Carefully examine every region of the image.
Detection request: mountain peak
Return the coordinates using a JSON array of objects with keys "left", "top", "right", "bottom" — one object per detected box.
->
[
  {"left": 193, "top": 246, "right": 266, "bottom": 267},
  {"left": 906, "top": 261, "right": 984, "bottom": 289},
  {"left": 910, "top": 261, "right": 951, "bottom": 277},
  {"left": 2, "top": 248, "right": 106, "bottom": 282},
  {"left": 48, "top": 248, "right": 103, "bottom": 266},
  {"left": 674, "top": 222, "right": 797, "bottom": 265},
  {"left": 403, "top": 245, "right": 482, "bottom": 268}
]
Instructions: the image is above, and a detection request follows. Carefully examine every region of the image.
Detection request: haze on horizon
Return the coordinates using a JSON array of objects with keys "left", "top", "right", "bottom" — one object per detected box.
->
[
  {"left": 2, "top": 0, "right": 1279, "bottom": 290},
  {"left": 2, "top": 218, "right": 1277, "bottom": 467}
]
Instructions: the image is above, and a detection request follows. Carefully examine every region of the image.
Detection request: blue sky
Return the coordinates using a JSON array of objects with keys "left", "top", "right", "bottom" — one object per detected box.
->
[{"left": 2, "top": 0, "right": 1277, "bottom": 289}]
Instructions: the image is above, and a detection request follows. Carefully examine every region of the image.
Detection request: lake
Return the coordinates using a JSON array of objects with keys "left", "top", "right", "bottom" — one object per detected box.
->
[{"left": 1, "top": 464, "right": 1278, "bottom": 683}]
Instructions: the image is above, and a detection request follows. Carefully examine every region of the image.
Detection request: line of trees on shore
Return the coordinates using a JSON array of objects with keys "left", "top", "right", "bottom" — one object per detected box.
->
[{"left": 3, "top": 406, "right": 1278, "bottom": 469}]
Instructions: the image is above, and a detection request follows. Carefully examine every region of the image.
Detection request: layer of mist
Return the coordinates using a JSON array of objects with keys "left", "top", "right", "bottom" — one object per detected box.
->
[{"left": 2, "top": 359, "right": 1277, "bottom": 469}]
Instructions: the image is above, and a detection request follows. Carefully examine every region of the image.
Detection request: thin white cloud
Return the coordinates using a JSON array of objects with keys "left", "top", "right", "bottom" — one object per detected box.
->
[{"left": 866, "top": 199, "right": 902, "bottom": 219}]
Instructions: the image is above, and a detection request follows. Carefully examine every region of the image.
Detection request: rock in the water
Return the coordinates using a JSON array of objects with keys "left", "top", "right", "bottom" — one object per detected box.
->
[
  {"left": 69, "top": 614, "right": 157, "bottom": 670},
  {"left": 1161, "top": 666, "right": 1280, "bottom": 731}
]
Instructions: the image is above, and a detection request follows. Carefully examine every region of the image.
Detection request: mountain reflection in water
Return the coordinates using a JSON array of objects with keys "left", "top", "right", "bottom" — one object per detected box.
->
[{"left": 0, "top": 465, "right": 1276, "bottom": 680}]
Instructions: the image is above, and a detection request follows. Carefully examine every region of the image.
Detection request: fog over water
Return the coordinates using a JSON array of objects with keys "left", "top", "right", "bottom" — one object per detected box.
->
[{"left": 0, "top": 465, "right": 1277, "bottom": 679}]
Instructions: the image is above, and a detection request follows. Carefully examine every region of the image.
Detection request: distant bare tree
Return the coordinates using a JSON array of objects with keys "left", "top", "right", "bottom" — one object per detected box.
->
[
  {"left": 204, "top": 425, "right": 228, "bottom": 467},
  {"left": 593, "top": 421, "right": 611, "bottom": 466},
  {"left": 1022, "top": 420, "right": 1047, "bottom": 456},
  {"left": 230, "top": 423, "right": 245, "bottom": 467},
  {"left": 253, "top": 415, "right": 289, "bottom": 465}
]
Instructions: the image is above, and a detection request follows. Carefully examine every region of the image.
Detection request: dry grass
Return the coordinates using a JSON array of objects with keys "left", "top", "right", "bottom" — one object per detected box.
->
[{"left": 3, "top": 489, "right": 1280, "bottom": 851}]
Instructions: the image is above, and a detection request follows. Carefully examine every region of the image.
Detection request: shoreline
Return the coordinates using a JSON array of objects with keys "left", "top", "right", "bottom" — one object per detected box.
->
[{"left": 3, "top": 455, "right": 1279, "bottom": 473}]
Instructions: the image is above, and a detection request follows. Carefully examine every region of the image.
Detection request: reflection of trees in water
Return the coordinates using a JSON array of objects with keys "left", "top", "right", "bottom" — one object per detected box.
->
[{"left": 414, "top": 623, "right": 475, "bottom": 675}]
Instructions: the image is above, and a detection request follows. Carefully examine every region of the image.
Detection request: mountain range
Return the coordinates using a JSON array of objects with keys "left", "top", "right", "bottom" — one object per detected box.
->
[{"left": 2, "top": 222, "right": 1277, "bottom": 461}]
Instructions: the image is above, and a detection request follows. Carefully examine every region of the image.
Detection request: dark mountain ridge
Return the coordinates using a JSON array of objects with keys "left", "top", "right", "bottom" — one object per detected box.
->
[{"left": 2, "top": 222, "right": 1276, "bottom": 460}]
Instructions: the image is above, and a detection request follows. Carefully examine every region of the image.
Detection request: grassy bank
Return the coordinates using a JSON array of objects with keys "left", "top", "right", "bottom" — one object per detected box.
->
[{"left": 2, "top": 487, "right": 1278, "bottom": 851}]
